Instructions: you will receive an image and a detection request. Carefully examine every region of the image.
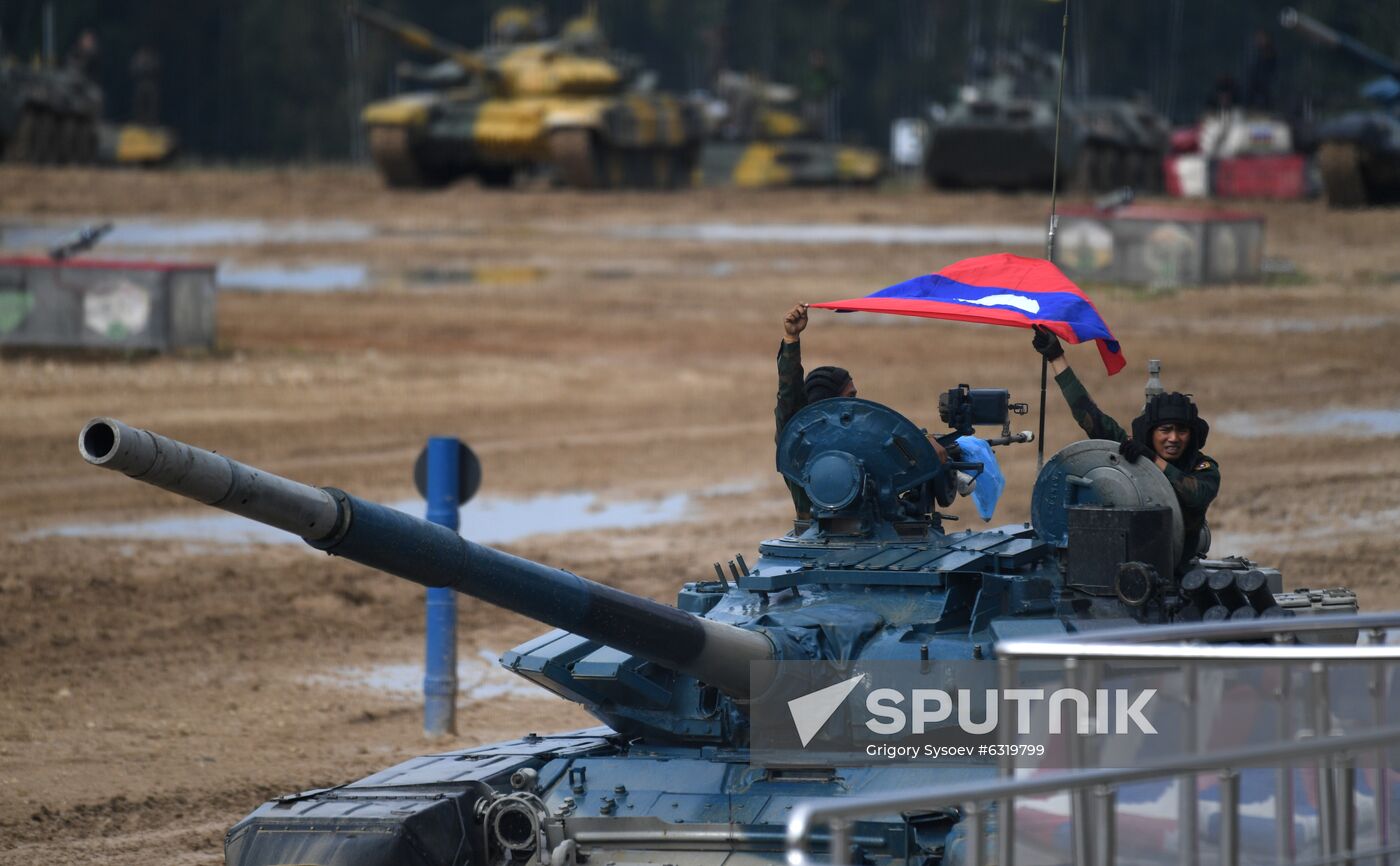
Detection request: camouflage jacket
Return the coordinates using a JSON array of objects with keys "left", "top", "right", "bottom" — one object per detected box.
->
[
  {"left": 776, "top": 340, "right": 812, "bottom": 518},
  {"left": 1054, "top": 367, "right": 1220, "bottom": 557}
]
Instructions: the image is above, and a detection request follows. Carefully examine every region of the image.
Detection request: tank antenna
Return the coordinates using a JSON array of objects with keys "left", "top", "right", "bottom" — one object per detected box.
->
[
  {"left": 1046, "top": 0, "right": 1070, "bottom": 262},
  {"left": 1041, "top": 0, "right": 1069, "bottom": 475},
  {"left": 1036, "top": 1, "right": 1075, "bottom": 475}
]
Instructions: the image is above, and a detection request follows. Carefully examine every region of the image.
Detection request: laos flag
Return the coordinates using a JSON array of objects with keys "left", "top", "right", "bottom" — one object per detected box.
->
[{"left": 811, "top": 253, "right": 1126, "bottom": 375}]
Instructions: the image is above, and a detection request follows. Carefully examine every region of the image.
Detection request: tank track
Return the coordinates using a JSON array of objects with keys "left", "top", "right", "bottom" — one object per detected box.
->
[
  {"left": 368, "top": 125, "right": 433, "bottom": 188},
  {"left": 1318, "top": 141, "right": 1368, "bottom": 208},
  {"left": 549, "top": 128, "right": 693, "bottom": 190},
  {"left": 550, "top": 128, "right": 598, "bottom": 188},
  {"left": 3, "top": 105, "right": 99, "bottom": 164}
]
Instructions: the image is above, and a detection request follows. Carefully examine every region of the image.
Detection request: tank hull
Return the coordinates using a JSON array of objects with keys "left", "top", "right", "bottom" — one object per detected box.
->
[
  {"left": 363, "top": 91, "right": 702, "bottom": 189},
  {"left": 225, "top": 728, "right": 985, "bottom": 866},
  {"left": 925, "top": 98, "right": 1167, "bottom": 193},
  {"left": 925, "top": 123, "right": 1069, "bottom": 190}
]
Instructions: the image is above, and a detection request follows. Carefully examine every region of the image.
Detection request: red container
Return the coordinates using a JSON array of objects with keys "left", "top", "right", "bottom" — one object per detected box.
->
[
  {"left": 1169, "top": 126, "right": 1200, "bottom": 155},
  {"left": 1211, "top": 154, "right": 1309, "bottom": 200}
]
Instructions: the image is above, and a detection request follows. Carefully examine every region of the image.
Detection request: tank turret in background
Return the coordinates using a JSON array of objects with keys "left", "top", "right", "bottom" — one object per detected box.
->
[
  {"left": 925, "top": 43, "right": 1168, "bottom": 193},
  {"left": 1281, "top": 7, "right": 1400, "bottom": 207},
  {"left": 348, "top": 4, "right": 702, "bottom": 189},
  {"left": 78, "top": 376, "right": 1357, "bottom": 866}
]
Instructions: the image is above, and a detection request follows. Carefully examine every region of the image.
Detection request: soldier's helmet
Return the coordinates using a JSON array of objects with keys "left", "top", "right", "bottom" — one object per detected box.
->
[
  {"left": 1133, "top": 391, "right": 1210, "bottom": 451},
  {"left": 804, "top": 366, "right": 853, "bottom": 403}
]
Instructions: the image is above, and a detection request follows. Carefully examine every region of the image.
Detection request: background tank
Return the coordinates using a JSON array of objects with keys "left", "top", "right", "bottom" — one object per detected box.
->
[
  {"left": 1281, "top": 7, "right": 1400, "bottom": 207},
  {"left": 1, "top": 50, "right": 176, "bottom": 167},
  {"left": 925, "top": 44, "right": 1168, "bottom": 193},
  {"left": 697, "top": 70, "right": 884, "bottom": 188},
  {"left": 77, "top": 381, "right": 1357, "bottom": 866},
  {"left": 350, "top": 5, "right": 702, "bottom": 190},
  {"left": 0, "top": 60, "right": 102, "bottom": 163}
]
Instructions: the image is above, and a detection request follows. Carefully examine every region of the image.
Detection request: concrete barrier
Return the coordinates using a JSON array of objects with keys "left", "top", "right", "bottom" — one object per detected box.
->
[
  {"left": 0, "top": 257, "right": 215, "bottom": 351},
  {"left": 1056, "top": 205, "right": 1264, "bottom": 288}
]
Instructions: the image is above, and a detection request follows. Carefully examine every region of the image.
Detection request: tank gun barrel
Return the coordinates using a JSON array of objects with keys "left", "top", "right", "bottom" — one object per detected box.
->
[
  {"left": 349, "top": 4, "right": 487, "bottom": 76},
  {"left": 1281, "top": 8, "right": 1400, "bottom": 80},
  {"left": 78, "top": 418, "right": 772, "bottom": 697}
]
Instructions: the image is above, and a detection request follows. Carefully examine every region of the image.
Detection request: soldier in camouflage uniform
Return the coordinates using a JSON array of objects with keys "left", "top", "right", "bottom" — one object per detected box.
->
[
  {"left": 1032, "top": 326, "right": 1219, "bottom": 559},
  {"left": 777, "top": 303, "right": 855, "bottom": 519}
]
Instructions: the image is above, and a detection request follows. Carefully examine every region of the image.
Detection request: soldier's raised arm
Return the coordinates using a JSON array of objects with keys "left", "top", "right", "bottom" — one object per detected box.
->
[{"left": 1031, "top": 325, "right": 1129, "bottom": 443}]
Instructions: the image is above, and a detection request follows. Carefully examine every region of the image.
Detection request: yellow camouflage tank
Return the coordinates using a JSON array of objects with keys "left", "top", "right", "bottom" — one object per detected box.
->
[{"left": 351, "top": 5, "right": 702, "bottom": 189}]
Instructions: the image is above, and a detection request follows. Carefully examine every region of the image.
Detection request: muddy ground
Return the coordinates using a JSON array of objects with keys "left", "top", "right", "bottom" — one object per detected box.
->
[{"left": 2, "top": 166, "right": 1399, "bottom": 864}]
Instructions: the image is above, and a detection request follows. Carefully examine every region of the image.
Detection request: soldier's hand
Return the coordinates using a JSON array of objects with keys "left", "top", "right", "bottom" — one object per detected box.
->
[
  {"left": 1031, "top": 325, "right": 1064, "bottom": 361},
  {"left": 783, "top": 304, "right": 809, "bottom": 343},
  {"left": 1118, "top": 438, "right": 1152, "bottom": 464}
]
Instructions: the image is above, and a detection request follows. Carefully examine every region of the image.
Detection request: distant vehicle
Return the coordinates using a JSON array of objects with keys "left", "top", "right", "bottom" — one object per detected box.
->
[
  {"left": 0, "top": 57, "right": 176, "bottom": 167},
  {"left": 349, "top": 5, "right": 702, "bottom": 190},
  {"left": 696, "top": 71, "right": 884, "bottom": 188},
  {"left": 1281, "top": 7, "right": 1400, "bottom": 207},
  {"left": 0, "top": 60, "right": 101, "bottom": 163},
  {"left": 925, "top": 45, "right": 1169, "bottom": 193}
]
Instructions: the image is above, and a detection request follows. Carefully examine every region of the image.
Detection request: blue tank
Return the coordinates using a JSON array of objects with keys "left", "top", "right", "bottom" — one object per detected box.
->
[
  {"left": 76, "top": 397, "right": 1353, "bottom": 866},
  {"left": 1282, "top": 7, "right": 1400, "bottom": 207}
]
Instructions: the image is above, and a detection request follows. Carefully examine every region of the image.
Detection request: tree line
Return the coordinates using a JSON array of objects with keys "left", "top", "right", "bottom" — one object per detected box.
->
[{"left": 2, "top": 0, "right": 1396, "bottom": 162}]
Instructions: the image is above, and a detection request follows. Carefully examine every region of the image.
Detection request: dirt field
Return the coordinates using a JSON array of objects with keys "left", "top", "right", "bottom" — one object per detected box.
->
[{"left": 2, "top": 166, "right": 1399, "bottom": 864}]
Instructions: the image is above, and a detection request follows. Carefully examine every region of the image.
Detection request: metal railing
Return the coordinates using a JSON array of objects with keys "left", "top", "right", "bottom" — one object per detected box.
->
[{"left": 786, "top": 613, "right": 1400, "bottom": 866}]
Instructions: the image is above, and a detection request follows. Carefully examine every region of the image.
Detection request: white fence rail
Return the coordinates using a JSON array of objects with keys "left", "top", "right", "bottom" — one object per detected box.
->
[{"left": 787, "top": 613, "right": 1400, "bottom": 866}]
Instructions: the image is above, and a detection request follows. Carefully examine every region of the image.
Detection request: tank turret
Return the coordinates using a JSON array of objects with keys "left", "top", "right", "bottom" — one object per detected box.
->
[{"left": 349, "top": 4, "right": 623, "bottom": 97}]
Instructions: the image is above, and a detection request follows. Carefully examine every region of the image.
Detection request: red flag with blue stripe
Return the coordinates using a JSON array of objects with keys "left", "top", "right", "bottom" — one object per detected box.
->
[{"left": 811, "top": 253, "right": 1126, "bottom": 375}]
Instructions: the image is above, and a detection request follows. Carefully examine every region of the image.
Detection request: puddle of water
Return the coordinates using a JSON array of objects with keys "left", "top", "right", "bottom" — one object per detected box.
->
[
  {"left": 1, "top": 218, "right": 374, "bottom": 251},
  {"left": 217, "top": 262, "right": 368, "bottom": 293},
  {"left": 309, "top": 649, "right": 546, "bottom": 700},
  {"left": 404, "top": 265, "right": 543, "bottom": 286},
  {"left": 1216, "top": 408, "right": 1400, "bottom": 438},
  {"left": 33, "top": 489, "right": 694, "bottom": 547},
  {"left": 585, "top": 266, "right": 637, "bottom": 280},
  {"left": 609, "top": 223, "right": 1045, "bottom": 246}
]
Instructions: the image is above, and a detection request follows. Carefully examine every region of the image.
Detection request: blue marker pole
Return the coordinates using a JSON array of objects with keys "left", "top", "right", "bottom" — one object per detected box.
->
[{"left": 422, "top": 437, "right": 461, "bottom": 737}]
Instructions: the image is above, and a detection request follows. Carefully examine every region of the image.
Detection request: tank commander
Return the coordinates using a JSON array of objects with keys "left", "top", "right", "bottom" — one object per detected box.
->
[
  {"left": 1032, "top": 325, "right": 1219, "bottom": 558},
  {"left": 777, "top": 303, "right": 854, "bottom": 519}
]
